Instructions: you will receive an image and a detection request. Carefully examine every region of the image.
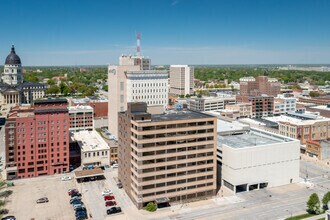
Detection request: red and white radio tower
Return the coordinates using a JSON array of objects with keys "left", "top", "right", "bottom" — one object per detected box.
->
[{"left": 137, "top": 32, "right": 141, "bottom": 57}]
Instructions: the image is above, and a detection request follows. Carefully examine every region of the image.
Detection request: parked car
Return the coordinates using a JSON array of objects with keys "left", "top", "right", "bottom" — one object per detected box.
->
[
  {"left": 1, "top": 216, "right": 16, "bottom": 220},
  {"left": 61, "top": 176, "right": 72, "bottom": 181},
  {"left": 36, "top": 197, "right": 49, "bottom": 204},
  {"left": 105, "top": 200, "right": 117, "bottom": 207},
  {"left": 102, "top": 189, "right": 112, "bottom": 196},
  {"left": 112, "top": 164, "right": 118, "bottom": 168},
  {"left": 117, "top": 182, "right": 123, "bottom": 189},
  {"left": 68, "top": 189, "right": 79, "bottom": 196},
  {"left": 104, "top": 195, "right": 115, "bottom": 201},
  {"left": 70, "top": 197, "right": 81, "bottom": 204},
  {"left": 75, "top": 210, "right": 87, "bottom": 217},
  {"left": 75, "top": 206, "right": 86, "bottom": 212},
  {"left": 71, "top": 191, "right": 82, "bottom": 197},
  {"left": 106, "top": 206, "right": 122, "bottom": 215},
  {"left": 73, "top": 204, "right": 85, "bottom": 211},
  {"left": 76, "top": 215, "right": 86, "bottom": 220}
]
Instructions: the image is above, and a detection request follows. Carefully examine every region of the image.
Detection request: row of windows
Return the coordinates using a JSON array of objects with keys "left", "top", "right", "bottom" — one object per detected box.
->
[
  {"left": 132, "top": 82, "right": 167, "bottom": 88},
  {"left": 84, "top": 151, "right": 109, "bottom": 158}
]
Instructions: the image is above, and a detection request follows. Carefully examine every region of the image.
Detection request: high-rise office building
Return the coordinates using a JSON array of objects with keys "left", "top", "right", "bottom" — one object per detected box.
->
[
  {"left": 118, "top": 102, "right": 217, "bottom": 209},
  {"left": 169, "top": 65, "right": 194, "bottom": 96},
  {"left": 5, "top": 99, "right": 70, "bottom": 179},
  {"left": 108, "top": 55, "right": 168, "bottom": 137}
]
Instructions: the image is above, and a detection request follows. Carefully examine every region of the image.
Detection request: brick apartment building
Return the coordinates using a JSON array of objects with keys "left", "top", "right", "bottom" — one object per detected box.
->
[
  {"left": 5, "top": 99, "right": 70, "bottom": 179},
  {"left": 118, "top": 102, "right": 217, "bottom": 209},
  {"left": 236, "top": 95, "right": 274, "bottom": 118},
  {"left": 239, "top": 76, "right": 281, "bottom": 97}
]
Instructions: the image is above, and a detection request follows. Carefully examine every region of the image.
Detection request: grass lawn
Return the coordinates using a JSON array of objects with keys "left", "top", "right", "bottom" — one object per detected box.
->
[{"left": 285, "top": 213, "right": 317, "bottom": 220}]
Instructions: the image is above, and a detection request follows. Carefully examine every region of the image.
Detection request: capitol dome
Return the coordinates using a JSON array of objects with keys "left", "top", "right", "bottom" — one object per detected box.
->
[{"left": 5, "top": 45, "right": 21, "bottom": 65}]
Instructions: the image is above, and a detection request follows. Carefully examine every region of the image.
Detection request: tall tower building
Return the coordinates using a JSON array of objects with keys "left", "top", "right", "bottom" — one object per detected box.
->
[
  {"left": 2, "top": 45, "right": 23, "bottom": 85},
  {"left": 108, "top": 53, "right": 168, "bottom": 137},
  {"left": 118, "top": 102, "right": 217, "bottom": 209},
  {"left": 169, "top": 65, "right": 194, "bottom": 96}
]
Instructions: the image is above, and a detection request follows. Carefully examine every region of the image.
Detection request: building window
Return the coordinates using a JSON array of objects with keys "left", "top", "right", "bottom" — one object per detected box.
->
[{"left": 120, "top": 82, "right": 124, "bottom": 91}]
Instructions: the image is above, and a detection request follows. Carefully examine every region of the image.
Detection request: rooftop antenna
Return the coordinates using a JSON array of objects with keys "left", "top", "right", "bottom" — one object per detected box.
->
[{"left": 137, "top": 32, "right": 141, "bottom": 57}]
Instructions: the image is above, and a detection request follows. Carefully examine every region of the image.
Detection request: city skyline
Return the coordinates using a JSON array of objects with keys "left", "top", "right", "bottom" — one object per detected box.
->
[{"left": 1, "top": 0, "right": 330, "bottom": 65}]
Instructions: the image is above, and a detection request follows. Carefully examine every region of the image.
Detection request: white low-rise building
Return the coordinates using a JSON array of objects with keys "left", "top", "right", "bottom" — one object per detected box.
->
[
  {"left": 188, "top": 96, "right": 236, "bottom": 112},
  {"left": 218, "top": 128, "right": 300, "bottom": 194},
  {"left": 71, "top": 130, "right": 110, "bottom": 167},
  {"left": 274, "top": 95, "right": 296, "bottom": 115}
]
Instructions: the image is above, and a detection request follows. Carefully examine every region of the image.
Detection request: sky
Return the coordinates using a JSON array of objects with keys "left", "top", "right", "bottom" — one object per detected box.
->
[{"left": 0, "top": 0, "right": 330, "bottom": 66}]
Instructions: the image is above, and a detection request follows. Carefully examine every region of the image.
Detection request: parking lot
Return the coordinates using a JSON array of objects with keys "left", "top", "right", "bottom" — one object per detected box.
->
[
  {"left": 3, "top": 168, "right": 129, "bottom": 220},
  {"left": 5, "top": 174, "right": 77, "bottom": 220}
]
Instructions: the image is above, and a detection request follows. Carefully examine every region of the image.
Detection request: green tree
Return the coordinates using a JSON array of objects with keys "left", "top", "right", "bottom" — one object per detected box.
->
[
  {"left": 25, "top": 73, "right": 39, "bottom": 82},
  {"left": 309, "top": 91, "right": 320, "bottom": 97},
  {"left": 0, "top": 180, "right": 10, "bottom": 216},
  {"left": 47, "top": 79, "right": 55, "bottom": 86},
  {"left": 102, "top": 85, "right": 108, "bottom": 92},
  {"left": 307, "top": 193, "right": 321, "bottom": 214},
  {"left": 322, "top": 191, "right": 330, "bottom": 210},
  {"left": 47, "top": 85, "right": 60, "bottom": 95},
  {"left": 144, "top": 202, "right": 157, "bottom": 212},
  {"left": 185, "top": 94, "right": 191, "bottom": 98}
]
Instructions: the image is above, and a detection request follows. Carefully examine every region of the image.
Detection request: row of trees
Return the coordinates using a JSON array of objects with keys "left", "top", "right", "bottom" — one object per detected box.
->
[
  {"left": 195, "top": 67, "right": 330, "bottom": 85},
  {"left": 307, "top": 192, "right": 330, "bottom": 214},
  {"left": 23, "top": 67, "right": 107, "bottom": 97}
]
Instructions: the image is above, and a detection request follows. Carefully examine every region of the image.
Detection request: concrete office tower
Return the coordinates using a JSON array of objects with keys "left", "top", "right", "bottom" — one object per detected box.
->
[
  {"left": 118, "top": 102, "right": 217, "bottom": 209},
  {"left": 5, "top": 99, "right": 70, "bottom": 179},
  {"left": 108, "top": 56, "right": 168, "bottom": 137},
  {"left": 170, "top": 65, "right": 194, "bottom": 96}
]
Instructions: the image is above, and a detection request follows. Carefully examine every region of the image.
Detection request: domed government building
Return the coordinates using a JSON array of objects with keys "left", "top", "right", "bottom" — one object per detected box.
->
[{"left": 0, "top": 46, "right": 46, "bottom": 108}]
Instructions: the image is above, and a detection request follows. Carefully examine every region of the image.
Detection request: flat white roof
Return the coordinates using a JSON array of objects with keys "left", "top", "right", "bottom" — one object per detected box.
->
[
  {"left": 310, "top": 105, "right": 330, "bottom": 111},
  {"left": 218, "top": 128, "right": 294, "bottom": 149},
  {"left": 72, "top": 130, "right": 109, "bottom": 152},
  {"left": 265, "top": 113, "right": 330, "bottom": 125},
  {"left": 170, "top": 65, "right": 189, "bottom": 67},
  {"left": 68, "top": 105, "right": 93, "bottom": 111}
]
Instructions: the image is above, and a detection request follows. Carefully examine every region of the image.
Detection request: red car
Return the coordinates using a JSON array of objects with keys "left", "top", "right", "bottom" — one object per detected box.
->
[
  {"left": 68, "top": 189, "right": 79, "bottom": 196},
  {"left": 104, "top": 195, "right": 115, "bottom": 201},
  {"left": 105, "top": 200, "right": 117, "bottom": 207}
]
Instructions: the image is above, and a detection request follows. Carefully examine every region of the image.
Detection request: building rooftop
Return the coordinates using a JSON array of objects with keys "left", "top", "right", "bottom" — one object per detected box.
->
[
  {"left": 68, "top": 105, "right": 93, "bottom": 111},
  {"left": 148, "top": 110, "right": 214, "bottom": 122},
  {"left": 310, "top": 105, "right": 330, "bottom": 111},
  {"left": 216, "top": 118, "right": 249, "bottom": 135},
  {"left": 170, "top": 64, "right": 189, "bottom": 67},
  {"left": 126, "top": 70, "right": 168, "bottom": 74},
  {"left": 218, "top": 128, "right": 293, "bottom": 149},
  {"left": 34, "top": 99, "right": 67, "bottom": 104},
  {"left": 71, "top": 130, "right": 109, "bottom": 152},
  {"left": 265, "top": 111, "right": 330, "bottom": 125}
]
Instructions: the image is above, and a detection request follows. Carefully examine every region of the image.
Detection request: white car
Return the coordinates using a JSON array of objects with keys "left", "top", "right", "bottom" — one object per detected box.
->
[
  {"left": 102, "top": 189, "right": 113, "bottom": 196},
  {"left": 61, "top": 176, "right": 72, "bottom": 181},
  {"left": 112, "top": 164, "right": 118, "bottom": 168}
]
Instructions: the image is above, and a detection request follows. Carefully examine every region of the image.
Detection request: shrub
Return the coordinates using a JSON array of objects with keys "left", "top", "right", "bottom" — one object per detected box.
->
[{"left": 145, "top": 202, "right": 157, "bottom": 212}]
